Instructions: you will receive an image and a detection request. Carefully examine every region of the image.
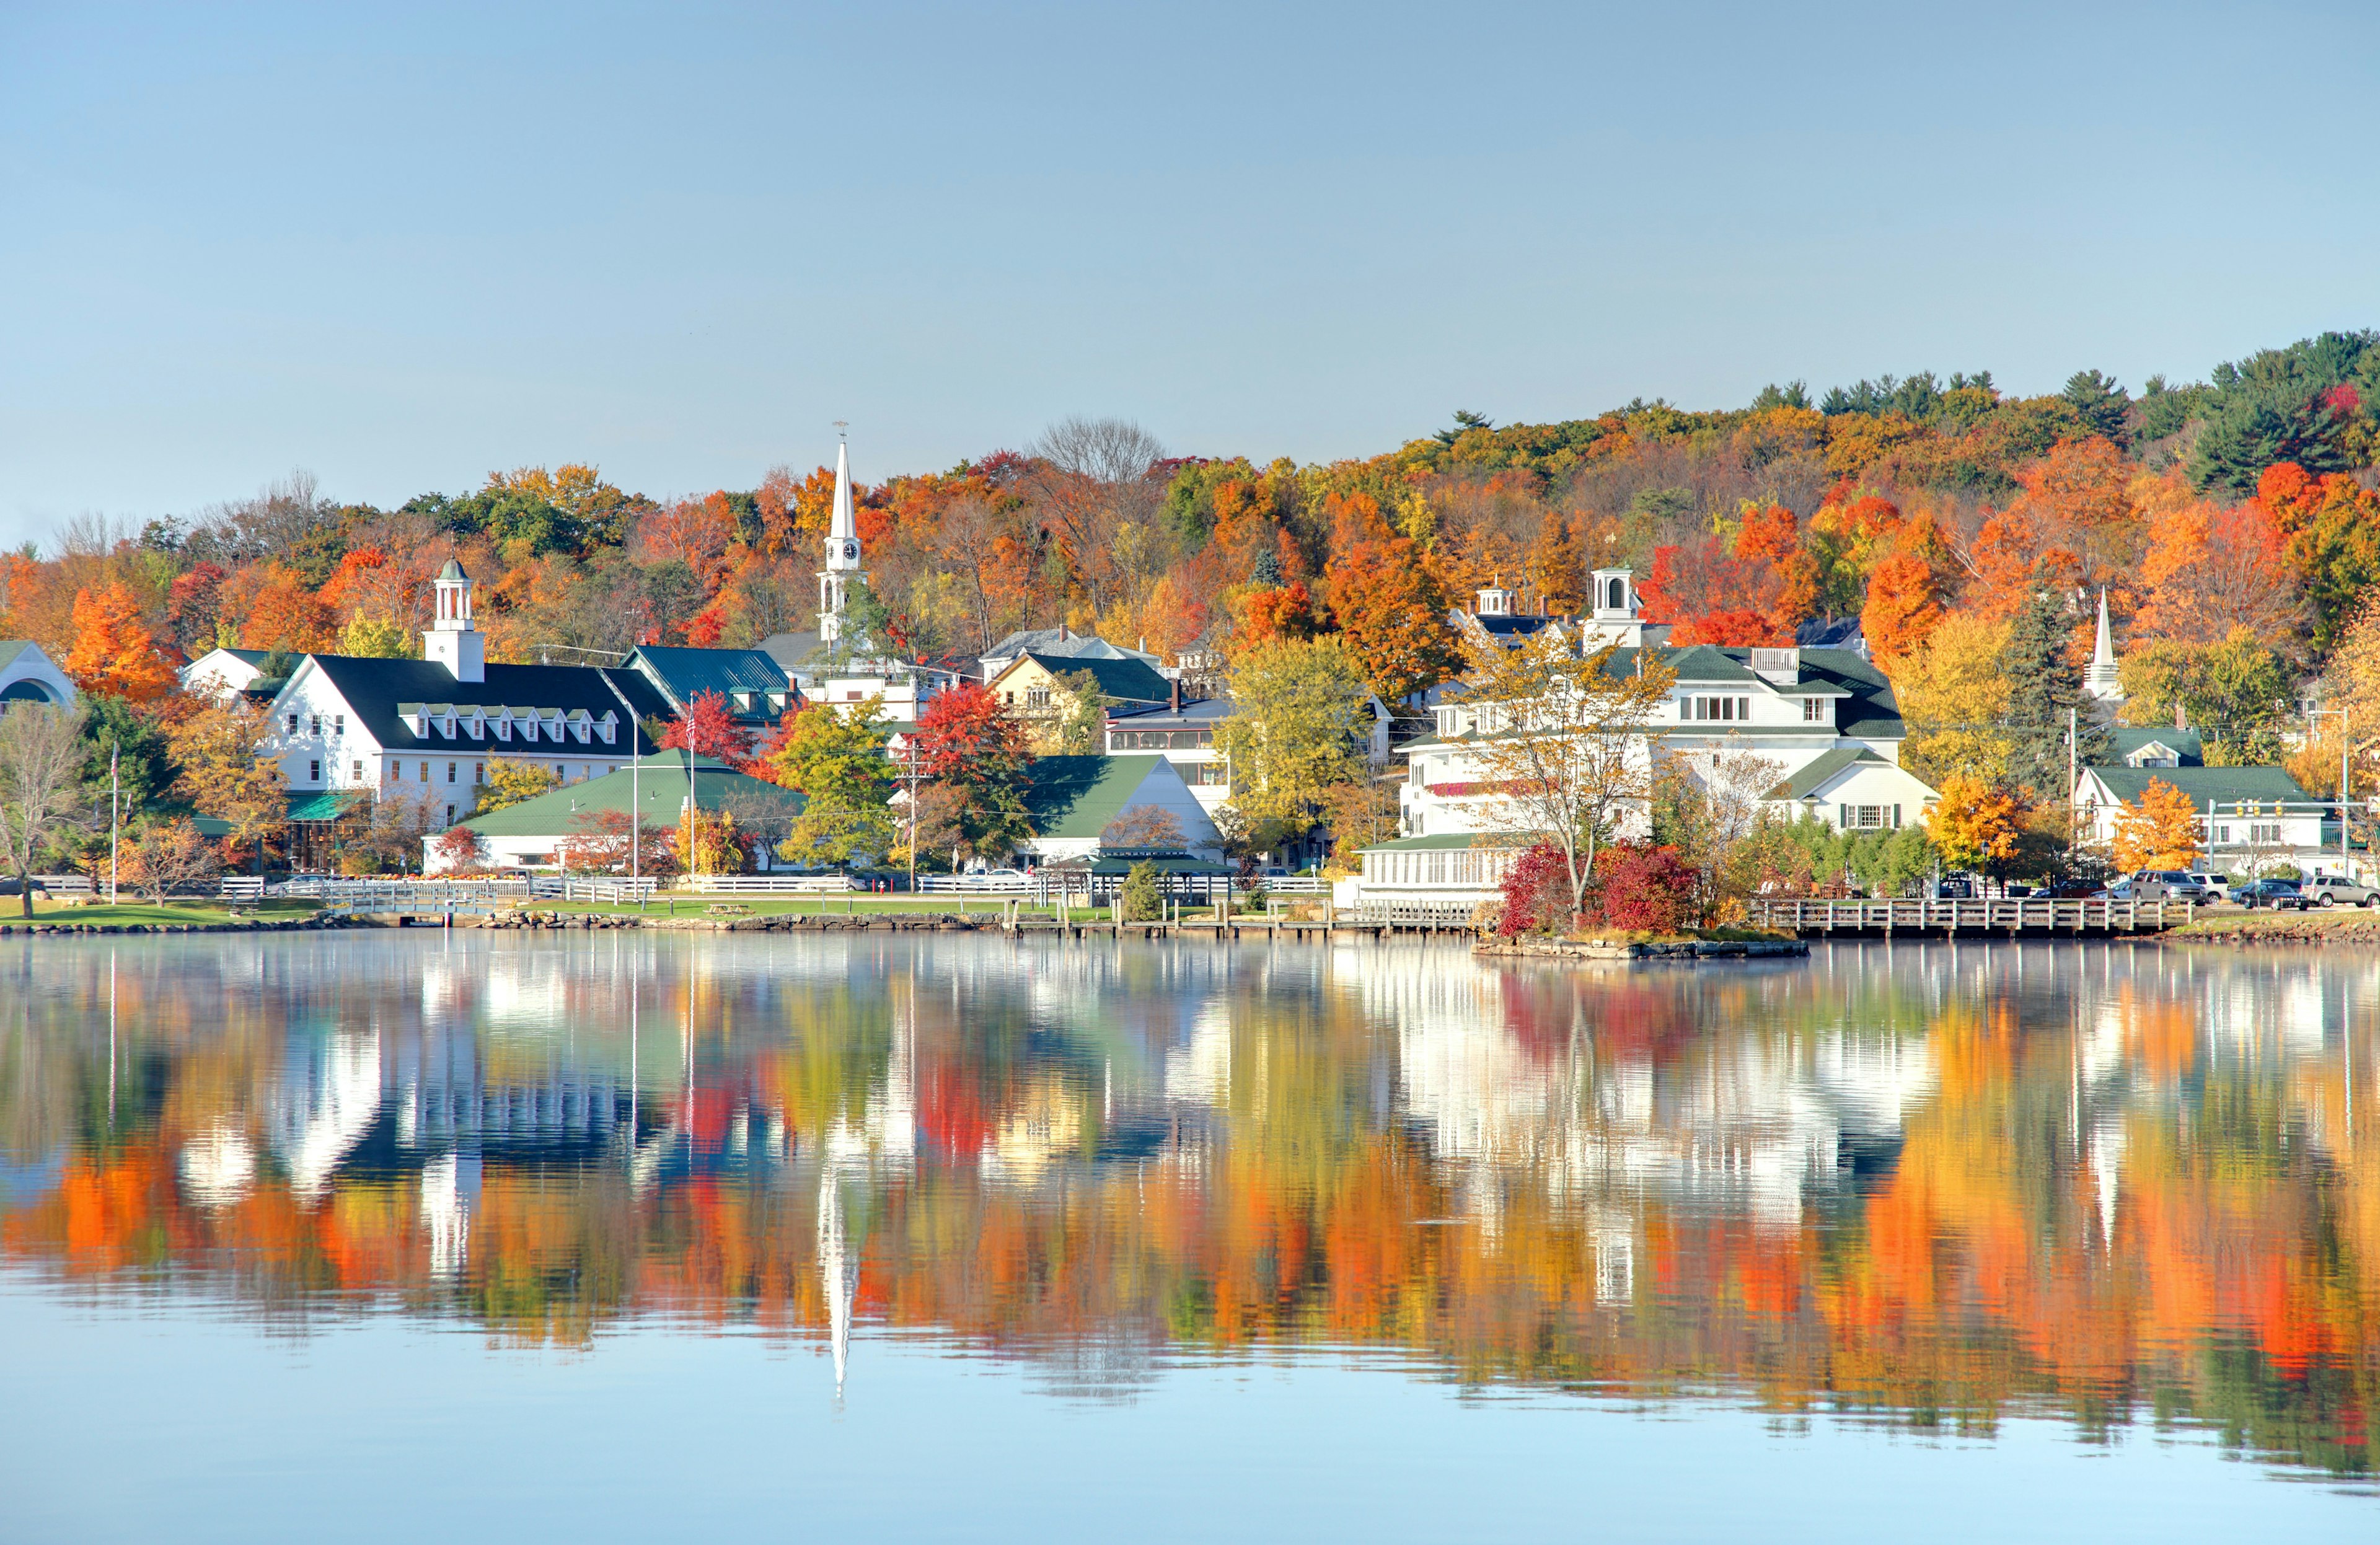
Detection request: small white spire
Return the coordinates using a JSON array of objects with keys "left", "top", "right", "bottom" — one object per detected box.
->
[
  {"left": 2084, "top": 588, "right": 2124, "bottom": 703},
  {"left": 830, "top": 435, "right": 857, "bottom": 545}
]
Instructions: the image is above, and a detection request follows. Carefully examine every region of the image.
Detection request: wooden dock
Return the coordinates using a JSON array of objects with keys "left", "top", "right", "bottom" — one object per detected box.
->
[{"left": 1748, "top": 898, "right": 2193, "bottom": 937}]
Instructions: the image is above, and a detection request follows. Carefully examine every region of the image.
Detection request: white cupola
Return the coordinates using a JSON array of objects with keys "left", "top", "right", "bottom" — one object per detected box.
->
[
  {"left": 423, "top": 559, "right": 485, "bottom": 684},
  {"left": 1475, "top": 582, "right": 1514, "bottom": 617},
  {"left": 1590, "top": 567, "right": 1637, "bottom": 622}
]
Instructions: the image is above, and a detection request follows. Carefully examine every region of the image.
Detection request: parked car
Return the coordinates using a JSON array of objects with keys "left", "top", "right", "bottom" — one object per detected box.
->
[
  {"left": 2128, "top": 870, "right": 2215, "bottom": 902},
  {"left": 2231, "top": 878, "right": 2312, "bottom": 910},
  {"left": 2187, "top": 873, "right": 2231, "bottom": 898},
  {"left": 1934, "top": 876, "right": 1975, "bottom": 899},
  {"left": 2301, "top": 873, "right": 2379, "bottom": 907}
]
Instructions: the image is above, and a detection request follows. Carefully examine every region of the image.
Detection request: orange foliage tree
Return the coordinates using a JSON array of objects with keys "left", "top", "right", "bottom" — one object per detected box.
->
[
  {"left": 2110, "top": 778, "right": 2201, "bottom": 871},
  {"left": 1326, "top": 537, "right": 1455, "bottom": 703},
  {"left": 1861, "top": 553, "right": 1942, "bottom": 669},
  {"left": 2254, "top": 462, "right": 2380, "bottom": 649},
  {"left": 63, "top": 582, "right": 176, "bottom": 700}
]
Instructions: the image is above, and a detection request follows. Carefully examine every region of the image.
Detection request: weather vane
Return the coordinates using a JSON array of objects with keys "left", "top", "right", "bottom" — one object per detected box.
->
[{"left": 834, "top": 419, "right": 848, "bottom": 441}]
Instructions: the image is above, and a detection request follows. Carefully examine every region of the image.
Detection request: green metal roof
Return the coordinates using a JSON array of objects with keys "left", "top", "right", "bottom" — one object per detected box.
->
[
  {"left": 0, "top": 640, "right": 28, "bottom": 671},
  {"left": 2110, "top": 726, "right": 2205, "bottom": 765},
  {"left": 1658, "top": 644, "right": 1759, "bottom": 684},
  {"left": 1016, "top": 653, "right": 1173, "bottom": 705},
  {"left": 1765, "top": 745, "right": 1885, "bottom": 801},
  {"left": 1022, "top": 754, "right": 1171, "bottom": 839},
  {"left": 2083, "top": 764, "right": 2314, "bottom": 812},
  {"left": 461, "top": 755, "right": 801, "bottom": 837},
  {"left": 1355, "top": 832, "right": 1523, "bottom": 852}
]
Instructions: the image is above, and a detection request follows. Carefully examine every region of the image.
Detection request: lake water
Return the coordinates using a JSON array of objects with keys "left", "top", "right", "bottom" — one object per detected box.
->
[{"left": 2, "top": 932, "right": 2374, "bottom": 1541}]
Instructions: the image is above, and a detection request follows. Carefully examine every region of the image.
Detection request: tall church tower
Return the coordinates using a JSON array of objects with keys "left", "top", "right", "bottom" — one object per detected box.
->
[
  {"left": 818, "top": 429, "right": 866, "bottom": 644},
  {"left": 423, "top": 558, "right": 485, "bottom": 684}
]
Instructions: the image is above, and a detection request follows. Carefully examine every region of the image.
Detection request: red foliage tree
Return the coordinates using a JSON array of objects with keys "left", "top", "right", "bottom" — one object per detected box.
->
[{"left": 658, "top": 689, "right": 756, "bottom": 766}]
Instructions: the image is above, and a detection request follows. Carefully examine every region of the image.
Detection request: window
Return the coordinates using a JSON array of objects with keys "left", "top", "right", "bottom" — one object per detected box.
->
[
  {"left": 555, "top": 764, "right": 565, "bottom": 779},
  {"left": 1682, "top": 696, "right": 1752, "bottom": 722},
  {"left": 2212, "top": 824, "right": 2232, "bottom": 843},
  {"left": 445, "top": 804, "right": 455, "bottom": 825},
  {"left": 350, "top": 759, "right": 362, "bottom": 781},
  {"left": 419, "top": 762, "right": 430, "bottom": 781},
  {"left": 333, "top": 713, "right": 345, "bottom": 734},
  {"left": 286, "top": 713, "right": 298, "bottom": 734},
  {"left": 474, "top": 762, "right": 484, "bottom": 784},
  {"left": 308, "top": 714, "right": 320, "bottom": 736},
  {"left": 1802, "top": 698, "right": 1825, "bottom": 722},
  {"left": 1841, "top": 804, "right": 1893, "bottom": 830},
  {"left": 308, "top": 760, "right": 320, "bottom": 781},
  {"left": 1027, "top": 687, "right": 1051, "bottom": 708},
  {"left": 447, "top": 762, "right": 457, "bottom": 783},
  {"left": 386, "top": 762, "right": 397, "bottom": 785},
  {"left": 2250, "top": 822, "right": 2283, "bottom": 845},
  {"left": 1189, "top": 763, "right": 1228, "bottom": 787}
]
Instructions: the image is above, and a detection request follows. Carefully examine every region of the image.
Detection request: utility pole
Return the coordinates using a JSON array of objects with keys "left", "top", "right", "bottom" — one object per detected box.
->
[
  {"left": 2066, "top": 706, "right": 2078, "bottom": 852},
  {"left": 108, "top": 741, "right": 120, "bottom": 905}
]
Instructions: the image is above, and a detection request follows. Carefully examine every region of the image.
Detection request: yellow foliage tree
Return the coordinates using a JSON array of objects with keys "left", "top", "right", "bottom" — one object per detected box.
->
[
  {"left": 676, "top": 806, "right": 747, "bottom": 875},
  {"left": 337, "top": 612, "right": 414, "bottom": 659},
  {"left": 1892, "top": 610, "right": 2014, "bottom": 785},
  {"left": 475, "top": 758, "right": 558, "bottom": 814},
  {"left": 1924, "top": 775, "right": 2023, "bottom": 876},
  {"left": 63, "top": 583, "right": 177, "bottom": 702},
  {"left": 164, "top": 699, "right": 285, "bottom": 869},
  {"left": 2111, "top": 778, "right": 2201, "bottom": 872}
]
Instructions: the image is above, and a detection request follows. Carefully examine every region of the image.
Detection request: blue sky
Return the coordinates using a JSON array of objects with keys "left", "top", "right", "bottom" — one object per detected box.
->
[{"left": 4, "top": 1, "right": 2377, "bottom": 548}]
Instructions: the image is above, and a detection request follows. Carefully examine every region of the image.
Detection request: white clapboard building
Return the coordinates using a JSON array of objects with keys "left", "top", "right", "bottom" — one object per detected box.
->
[{"left": 1355, "top": 573, "right": 1937, "bottom": 908}]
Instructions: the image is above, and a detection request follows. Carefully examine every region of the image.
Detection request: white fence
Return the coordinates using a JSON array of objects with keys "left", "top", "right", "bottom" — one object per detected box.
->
[
  {"left": 1259, "top": 877, "right": 1328, "bottom": 895},
  {"left": 672, "top": 874, "right": 853, "bottom": 894},
  {"left": 918, "top": 874, "right": 1034, "bottom": 893}
]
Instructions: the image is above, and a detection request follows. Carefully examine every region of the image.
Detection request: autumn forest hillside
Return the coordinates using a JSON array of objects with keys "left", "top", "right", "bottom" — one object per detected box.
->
[{"left": 10, "top": 328, "right": 2380, "bottom": 798}]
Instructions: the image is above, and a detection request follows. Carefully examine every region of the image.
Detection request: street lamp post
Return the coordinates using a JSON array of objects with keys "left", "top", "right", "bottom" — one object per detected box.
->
[
  {"left": 599, "top": 672, "right": 642, "bottom": 889},
  {"left": 2310, "top": 706, "right": 2353, "bottom": 880}
]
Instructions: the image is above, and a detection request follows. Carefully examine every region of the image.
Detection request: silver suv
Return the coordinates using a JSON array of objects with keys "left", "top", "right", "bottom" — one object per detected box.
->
[{"left": 2301, "top": 873, "right": 2379, "bottom": 907}]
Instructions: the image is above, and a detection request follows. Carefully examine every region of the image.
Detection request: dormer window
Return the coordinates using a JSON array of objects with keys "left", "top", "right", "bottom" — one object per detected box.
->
[
  {"left": 596, "top": 712, "right": 617, "bottom": 746},
  {"left": 1803, "top": 698, "right": 1826, "bottom": 722}
]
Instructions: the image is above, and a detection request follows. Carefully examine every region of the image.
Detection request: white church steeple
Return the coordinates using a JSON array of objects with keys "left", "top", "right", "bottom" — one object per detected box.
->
[
  {"left": 2084, "top": 588, "right": 2123, "bottom": 706},
  {"left": 818, "top": 426, "right": 866, "bottom": 644}
]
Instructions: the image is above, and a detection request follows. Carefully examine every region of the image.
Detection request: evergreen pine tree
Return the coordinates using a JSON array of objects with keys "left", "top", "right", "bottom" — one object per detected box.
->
[
  {"left": 2061, "top": 369, "right": 2131, "bottom": 444},
  {"left": 1999, "top": 586, "right": 2110, "bottom": 799}
]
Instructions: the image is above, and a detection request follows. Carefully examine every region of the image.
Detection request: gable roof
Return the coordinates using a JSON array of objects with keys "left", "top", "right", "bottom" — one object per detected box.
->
[
  {"left": 2110, "top": 726, "right": 2205, "bottom": 765},
  {"left": 297, "top": 655, "right": 671, "bottom": 754},
  {"left": 982, "top": 627, "right": 1157, "bottom": 666},
  {"left": 2081, "top": 764, "right": 2314, "bottom": 812},
  {"left": 1765, "top": 745, "right": 1887, "bottom": 801},
  {"left": 1009, "top": 653, "right": 1173, "bottom": 704},
  {"left": 459, "top": 755, "right": 798, "bottom": 837},
  {"left": 1021, "top": 755, "right": 1176, "bottom": 839},
  {"left": 627, "top": 646, "right": 790, "bottom": 716}
]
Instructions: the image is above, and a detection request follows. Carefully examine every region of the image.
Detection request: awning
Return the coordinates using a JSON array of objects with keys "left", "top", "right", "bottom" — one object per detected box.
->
[{"left": 286, "top": 791, "right": 368, "bottom": 822}]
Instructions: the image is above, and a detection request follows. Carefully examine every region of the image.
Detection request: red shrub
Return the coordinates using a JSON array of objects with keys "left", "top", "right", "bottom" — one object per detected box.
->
[
  {"left": 1496, "top": 842, "right": 1575, "bottom": 937},
  {"left": 1590, "top": 844, "right": 1698, "bottom": 934}
]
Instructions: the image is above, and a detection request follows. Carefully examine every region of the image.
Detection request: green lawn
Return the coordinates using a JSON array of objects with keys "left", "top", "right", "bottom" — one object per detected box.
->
[{"left": 0, "top": 899, "right": 322, "bottom": 929}]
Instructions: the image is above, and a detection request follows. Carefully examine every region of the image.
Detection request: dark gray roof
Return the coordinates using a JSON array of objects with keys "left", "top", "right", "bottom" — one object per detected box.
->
[
  {"left": 299, "top": 655, "right": 669, "bottom": 755},
  {"left": 1109, "top": 696, "right": 1230, "bottom": 727},
  {"left": 1015, "top": 653, "right": 1173, "bottom": 705},
  {"left": 626, "top": 646, "right": 790, "bottom": 721}
]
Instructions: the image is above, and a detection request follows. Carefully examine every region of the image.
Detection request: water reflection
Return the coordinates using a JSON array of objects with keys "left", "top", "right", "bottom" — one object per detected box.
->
[{"left": 2, "top": 935, "right": 2374, "bottom": 1478}]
